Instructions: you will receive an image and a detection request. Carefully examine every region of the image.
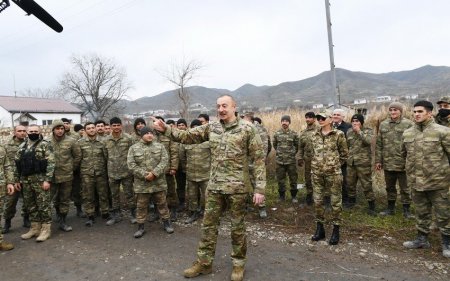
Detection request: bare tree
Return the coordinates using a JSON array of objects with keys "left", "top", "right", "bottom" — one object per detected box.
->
[
  {"left": 161, "top": 58, "right": 203, "bottom": 119},
  {"left": 19, "top": 87, "right": 61, "bottom": 99},
  {"left": 60, "top": 54, "right": 131, "bottom": 120}
]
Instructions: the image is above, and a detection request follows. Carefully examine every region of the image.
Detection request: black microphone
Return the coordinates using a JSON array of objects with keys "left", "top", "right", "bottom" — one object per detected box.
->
[{"left": 12, "top": 0, "right": 63, "bottom": 33}]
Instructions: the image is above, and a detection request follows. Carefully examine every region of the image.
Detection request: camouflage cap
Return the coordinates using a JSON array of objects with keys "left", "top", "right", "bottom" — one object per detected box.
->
[
  {"left": 316, "top": 108, "right": 332, "bottom": 118},
  {"left": 437, "top": 96, "right": 450, "bottom": 104},
  {"left": 52, "top": 120, "right": 65, "bottom": 131}
]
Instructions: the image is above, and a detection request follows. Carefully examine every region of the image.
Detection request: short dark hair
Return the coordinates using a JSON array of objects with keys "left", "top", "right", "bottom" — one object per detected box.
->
[
  {"left": 133, "top": 118, "right": 146, "bottom": 129},
  {"left": 84, "top": 122, "right": 95, "bottom": 129},
  {"left": 305, "top": 111, "right": 316, "bottom": 118},
  {"left": 253, "top": 117, "right": 262, "bottom": 124},
  {"left": 74, "top": 124, "right": 84, "bottom": 132},
  {"left": 166, "top": 120, "right": 175, "bottom": 125},
  {"left": 414, "top": 100, "right": 433, "bottom": 112},
  {"left": 177, "top": 118, "right": 187, "bottom": 126},
  {"left": 190, "top": 119, "right": 202, "bottom": 128},
  {"left": 61, "top": 118, "right": 71, "bottom": 123},
  {"left": 94, "top": 120, "right": 106, "bottom": 126},
  {"left": 109, "top": 117, "right": 122, "bottom": 125},
  {"left": 197, "top": 113, "right": 209, "bottom": 122},
  {"left": 155, "top": 116, "right": 165, "bottom": 122}
]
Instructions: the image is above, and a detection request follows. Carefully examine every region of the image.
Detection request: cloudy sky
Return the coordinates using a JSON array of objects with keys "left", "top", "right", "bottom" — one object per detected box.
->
[{"left": 1, "top": 0, "right": 449, "bottom": 100}]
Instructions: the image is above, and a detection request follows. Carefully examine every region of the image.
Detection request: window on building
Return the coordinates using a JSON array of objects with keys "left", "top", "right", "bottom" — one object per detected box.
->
[{"left": 42, "top": 120, "right": 53, "bottom": 126}]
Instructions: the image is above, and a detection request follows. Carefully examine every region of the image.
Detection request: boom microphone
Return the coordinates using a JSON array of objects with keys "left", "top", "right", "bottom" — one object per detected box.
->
[{"left": 12, "top": 0, "right": 63, "bottom": 33}]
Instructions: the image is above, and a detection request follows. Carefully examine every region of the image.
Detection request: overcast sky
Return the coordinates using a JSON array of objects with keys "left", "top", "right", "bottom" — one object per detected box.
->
[{"left": 1, "top": 0, "right": 449, "bottom": 100}]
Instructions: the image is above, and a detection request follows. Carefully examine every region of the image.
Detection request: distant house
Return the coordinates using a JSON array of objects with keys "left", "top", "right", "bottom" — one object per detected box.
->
[
  {"left": 354, "top": 98, "right": 367, "bottom": 105},
  {"left": 0, "top": 96, "right": 82, "bottom": 128},
  {"left": 312, "top": 104, "right": 324, "bottom": 109},
  {"left": 375, "top": 96, "right": 392, "bottom": 102},
  {"left": 404, "top": 94, "right": 419, "bottom": 100}
]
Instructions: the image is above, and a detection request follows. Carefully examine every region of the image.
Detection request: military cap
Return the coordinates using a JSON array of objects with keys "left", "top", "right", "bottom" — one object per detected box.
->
[
  {"left": 315, "top": 108, "right": 333, "bottom": 119},
  {"left": 52, "top": 120, "right": 65, "bottom": 131},
  {"left": 437, "top": 96, "right": 450, "bottom": 104},
  {"left": 140, "top": 126, "right": 155, "bottom": 136}
]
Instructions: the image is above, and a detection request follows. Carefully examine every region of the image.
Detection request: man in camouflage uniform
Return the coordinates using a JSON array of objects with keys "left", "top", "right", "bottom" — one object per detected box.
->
[
  {"left": 16, "top": 124, "right": 55, "bottom": 242},
  {"left": 252, "top": 116, "right": 270, "bottom": 218},
  {"left": 132, "top": 117, "right": 146, "bottom": 142},
  {"left": 127, "top": 126, "right": 174, "bottom": 238},
  {"left": 61, "top": 118, "right": 73, "bottom": 138},
  {"left": 176, "top": 119, "right": 188, "bottom": 211},
  {"left": 78, "top": 122, "right": 110, "bottom": 227},
  {"left": 2, "top": 125, "right": 30, "bottom": 234},
  {"left": 94, "top": 120, "right": 109, "bottom": 141},
  {"left": 436, "top": 96, "right": 450, "bottom": 128},
  {"left": 48, "top": 120, "right": 81, "bottom": 232},
  {"left": 346, "top": 114, "right": 376, "bottom": 215},
  {"left": 375, "top": 102, "right": 414, "bottom": 218},
  {"left": 73, "top": 124, "right": 84, "bottom": 140},
  {"left": 71, "top": 123, "right": 85, "bottom": 218},
  {"left": 298, "top": 112, "right": 318, "bottom": 206},
  {"left": 402, "top": 100, "right": 450, "bottom": 258},
  {"left": 104, "top": 117, "right": 136, "bottom": 225},
  {"left": 0, "top": 145, "right": 16, "bottom": 250},
  {"left": 152, "top": 95, "right": 265, "bottom": 281},
  {"left": 308, "top": 109, "right": 348, "bottom": 245},
  {"left": 273, "top": 115, "right": 299, "bottom": 202},
  {"left": 179, "top": 119, "right": 211, "bottom": 224}
]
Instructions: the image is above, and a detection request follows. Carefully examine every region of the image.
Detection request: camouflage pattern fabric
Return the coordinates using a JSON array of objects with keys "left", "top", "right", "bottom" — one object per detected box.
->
[
  {"left": 384, "top": 170, "right": 410, "bottom": 203},
  {"left": 180, "top": 141, "right": 211, "bottom": 182},
  {"left": 81, "top": 174, "right": 109, "bottom": 217},
  {"left": 136, "top": 191, "right": 170, "bottom": 223},
  {"left": 78, "top": 136, "right": 108, "bottom": 177},
  {"left": 165, "top": 175, "right": 178, "bottom": 208},
  {"left": 104, "top": 132, "right": 135, "bottom": 180},
  {"left": 71, "top": 169, "right": 82, "bottom": 206},
  {"left": 15, "top": 138, "right": 55, "bottom": 183},
  {"left": 51, "top": 181, "right": 72, "bottom": 215},
  {"left": 435, "top": 114, "right": 450, "bottom": 128},
  {"left": 255, "top": 123, "right": 270, "bottom": 156},
  {"left": 312, "top": 173, "right": 343, "bottom": 225},
  {"left": 347, "top": 165, "right": 375, "bottom": 201},
  {"left": 273, "top": 128, "right": 299, "bottom": 165},
  {"left": 156, "top": 133, "right": 179, "bottom": 208},
  {"left": 47, "top": 134, "right": 81, "bottom": 183},
  {"left": 0, "top": 145, "right": 15, "bottom": 242},
  {"left": 109, "top": 176, "right": 135, "bottom": 211},
  {"left": 187, "top": 180, "right": 208, "bottom": 212},
  {"left": 298, "top": 124, "right": 318, "bottom": 195},
  {"left": 412, "top": 188, "right": 450, "bottom": 236},
  {"left": 275, "top": 164, "right": 298, "bottom": 195}
]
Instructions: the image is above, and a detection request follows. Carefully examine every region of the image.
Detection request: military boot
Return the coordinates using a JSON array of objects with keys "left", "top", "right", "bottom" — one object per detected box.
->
[
  {"left": 0, "top": 241, "right": 14, "bottom": 251},
  {"left": 21, "top": 222, "right": 41, "bottom": 240},
  {"left": 23, "top": 215, "right": 31, "bottom": 228},
  {"left": 85, "top": 216, "right": 95, "bottom": 227},
  {"left": 183, "top": 261, "right": 212, "bottom": 278},
  {"left": 147, "top": 209, "right": 160, "bottom": 222},
  {"left": 278, "top": 191, "right": 286, "bottom": 202},
  {"left": 290, "top": 190, "right": 298, "bottom": 203},
  {"left": 134, "top": 223, "right": 145, "bottom": 238},
  {"left": 346, "top": 197, "right": 356, "bottom": 209},
  {"left": 170, "top": 207, "right": 177, "bottom": 222},
  {"left": 305, "top": 193, "right": 313, "bottom": 206},
  {"left": 380, "top": 200, "right": 396, "bottom": 216},
  {"left": 442, "top": 234, "right": 450, "bottom": 258},
  {"left": 258, "top": 207, "right": 268, "bottom": 219},
  {"left": 403, "top": 204, "right": 414, "bottom": 219},
  {"left": 36, "top": 223, "right": 51, "bottom": 242},
  {"left": 231, "top": 265, "right": 245, "bottom": 281},
  {"left": 76, "top": 204, "right": 87, "bottom": 218},
  {"left": 163, "top": 220, "right": 174, "bottom": 234},
  {"left": 185, "top": 211, "right": 200, "bottom": 224},
  {"left": 106, "top": 210, "right": 121, "bottom": 226},
  {"left": 329, "top": 225, "right": 340, "bottom": 245},
  {"left": 130, "top": 208, "right": 137, "bottom": 224},
  {"left": 59, "top": 214, "right": 73, "bottom": 232},
  {"left": 367, "top": 200, "right": 377, "bottom": 216},
  {"left": 403, "top": 231, "right": 431, "bottom": 249},
  {"left": 311, "top": 222, "right": 325, "bottom": 241},
  {"left": 53, "top": 207, "right": 61, "bottom": 223},
  {"left": 2, "top": 218, "right": 11, "bottom": 234}
]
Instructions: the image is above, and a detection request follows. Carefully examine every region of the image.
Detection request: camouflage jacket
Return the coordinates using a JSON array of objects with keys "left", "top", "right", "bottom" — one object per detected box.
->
[
  {"left": 435, "top": 114, "right": 450, "bottom": 128},
  {"left": 3, "top": 136, "right": 25, "bottom": 163},
  {"left": 298, "top": 124, "right": 319, "bottom": 161},
  {"left": 255, "top": 123, "right": 270, "bottom": 157},
  {"left": 156, "top": 133, "right": 179, "bottom": 173},
  {"left": 402, "top": 119, "right": 450, "bottom": 191},
  {"left": 104, "top": 132, "right": 135, "bottom": 180},
  {"left": 273, "top": 128, "right": 299, "bottom": 165},
  {"left": 375, "top": 117, "right": 413, "bottom": 171},
  {"left": 346, "top": 127, "right": 373, "bottom": 167},
  {"left": 164, "top": 118, "right": 266, "bottom": 194},
  {"left": 127, "top": 139, "right": 168, "bottom": 193},
  {"left": 48, "top": 135, "right": 81, "bottom": 183},
  {"left": 15, "top": 137, "right": 55, "bottom": 183},
  {"left": 180, "top": 141, "right": 211, "bottom": 182},
  {"left": 78, "top": 136, "right": 107, "bottom": 177},
  {"left": 0, "top": 146, "right": 15, "bottom": 187},
  {"left": 308, "top": 128, "right": 349, "bottom": 175}
]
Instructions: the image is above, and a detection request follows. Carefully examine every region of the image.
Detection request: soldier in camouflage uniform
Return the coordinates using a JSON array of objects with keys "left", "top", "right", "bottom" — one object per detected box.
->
[
  {"left": 436, "top": 96, "right": 450, "bottom": 128},
  {"left": 176, "top": 119, "right": 188, "bottom": 211},
  {"left": 152, "top": 95, "right": 265, "bottom": 281},
  {"left": 298, "top": 112, "right": 318, "bottom": 206},
  {"left": 104, "top": 117, "right": 136, "bottom": 225},
  {"left": 48, "top": 120, "right": 81, "bottom": 232},
  {"left": 132, "top": 117, "right": 146, "bottom": 142},
  {"left": 16, "top": 124, "right": 55, "bottom": 242},
  {"left": 61, "top": 118, "right": 73, "bottom": 138},
  {"left": 346, "top": 114, "right": 376, "bottom": 215},
  {"left": 127, "top": 126, "right": 174, "bottom": 238},
  {"left": 0, "top": 145, "right": 16, "bottom": 250},
  {"left": 308, "top": 109, "right": 348, "bottom": 245},
  {"left": 71, "top": 123, "right": 85, "bottom": 218},
  {"left": 78, "top": 122, "right": 110, "bottom": 227},
  {"left": 73, "top": 124, "right": 85, "bottom": 140},
  {"left": 375, "top": 102, "right": 414, "bottom": 218},
  {"left": 94, "top": 120, "right": 109, "bottom": 141},
  {"left": 2, "top": 125, "right": 29, "bottom": 234},
  {"left": 402, "top": 101, "right": 450, "bottom": 258},
  {"left": 273, "top": 115, "right": 299, "bottom": 202},
  {"left": 252, "top": 117, "right": 270, "bottom": 218},
  {"left": 179, "top": 119, "right": 211, "bottom": 224}
]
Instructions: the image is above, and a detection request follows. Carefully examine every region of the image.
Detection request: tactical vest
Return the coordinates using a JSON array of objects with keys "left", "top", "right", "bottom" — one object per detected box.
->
[{"left": 16, "top": 140, "right": 48, "bottom": 176}]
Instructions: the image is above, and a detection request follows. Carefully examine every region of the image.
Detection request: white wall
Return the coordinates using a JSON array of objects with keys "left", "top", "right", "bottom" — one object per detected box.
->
[
  {"left": 0, "top": 106, "right": 11, "bottom": 128},
  {"left": 0, "top": 111, "right": 81, "bottom": 128}
]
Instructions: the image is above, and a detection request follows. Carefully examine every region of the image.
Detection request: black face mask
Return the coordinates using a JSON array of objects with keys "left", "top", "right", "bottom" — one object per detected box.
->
[
  {"left": 28, "top": 133, "right": 40, "bottom": 141},
  {"left": 438, "top": 108, "right": 450, "bottom": 118}
]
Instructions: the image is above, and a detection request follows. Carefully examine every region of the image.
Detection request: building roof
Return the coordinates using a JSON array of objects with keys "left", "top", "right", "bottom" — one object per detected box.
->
[{"left": 0, "top": 96, "right": 82, "bottom": 113}]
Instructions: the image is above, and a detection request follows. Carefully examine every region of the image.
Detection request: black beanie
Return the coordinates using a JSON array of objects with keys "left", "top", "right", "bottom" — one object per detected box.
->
[
  {"left": 134, "top": 118, "right": 146, "bottom": 129},
  {"left": 414, "top": 100, "right": 433, "bottom": 111},
  {"left": 281, "top": 115, "right": 291, "bottom": 123},
  {"left": 351, "top": 114, "right": 365, "bottom": 125},
  {"left": 190, "top": 119, "right": 202, "bottom": 128},
  {"left": 140, "top": 126, "right": 155, "bottom": 136},
  {"left": 74, "top": 124, "right": 84, "bottom": 132}
]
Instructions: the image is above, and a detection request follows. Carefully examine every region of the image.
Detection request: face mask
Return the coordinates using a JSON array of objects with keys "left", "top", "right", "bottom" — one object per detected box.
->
[
  {"left": 28, "top": 133, "right": 40, "bottom": 141},
  {"left": 438, "top": 108, "right": 450, "bottom": 118}
]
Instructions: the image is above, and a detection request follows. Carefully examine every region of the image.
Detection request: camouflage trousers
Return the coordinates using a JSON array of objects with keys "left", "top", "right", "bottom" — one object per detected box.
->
[
  {"left": 22, "top": 178, "right": 52, "bottom": 223},
  {"left": 0, "top": 186, "right": 5, "bottom": 242},
  {"left": 384, "top": 170, "right": 411, "bottom": 204},
  {"left": 71, "top": 170, "right": 82, "bottom": 207},
  {"left": 187, "top": 180, "right": 207, "bottom": 212},
  {"left": 312, "top": 173, "right": 343, "bottom": 225},
  {"left": 176, "top": 170, "right": 186, "bottom": 204},
  {"left": 304, "top": 159, "right": 313, "bottom": 195},
  {"left": 165, "top": 174, "right": 178, "bottom": 209},
  {"left": 51, "top": 180, "right": 73, "bottom": 215},
  {"left": 347, "top": 164, "right": 375, "bottom": 201},
  {"left": 276, "top": 163, "right": 298, "bottom": 196},
  {"left": 197, "top": 191, "right": 247, "bottom": 267},
  {"left": 412, "top": 188, "right": 450, "bottom": 236},
  {"left": 249, "top": 164, "right": 265, "bottom": 208},
  {"left": 136, "top": 191, "right": 170, "bottom": 224},
  {"left": 3, "top": 189, "right": 28, "bottom": 220},
  {"left": 82, "top": 174, "right": 110, "bottom": 217},
  {"left": 109, "top": 176, "right": 135, "bottom": 211}
]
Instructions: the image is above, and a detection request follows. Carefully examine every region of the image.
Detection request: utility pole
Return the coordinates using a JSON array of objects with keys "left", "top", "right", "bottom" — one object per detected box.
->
[{"left": 325, "top": 0, "right": 340, "bottom": 108}]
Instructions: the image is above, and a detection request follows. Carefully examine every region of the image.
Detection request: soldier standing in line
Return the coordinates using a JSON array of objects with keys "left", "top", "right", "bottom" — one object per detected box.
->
[
  {"left": 104, "top": 117, "right": 136, "bottom": 225},
  {"left": 16, "top": 124, "right": 55, "bottom": 242},
  {"left": 308, "top": 109, "right": 348, "bottom": 245},
  {"left": 127, "top": 126, "right": 174, "bottom": 238},
  {"left": 48, "top": 120, "right": 81, "bottom": 232},
  {"left": 152, "top": 94, "right": 265, "bottom": 281},
  {"left": 104, "top": 123, "right": 111, "bottom": 136},
  {"left": 61, "top": 118, "right": 73, "bottom": 138},
  {"left": 71, "top": 123, "right": 85, "bottom": 219},
  {"left": 176, "top": 119, "right": 188, "bottom": 212},
  {"left": 0, "top": 144, "right": 16, "bottom": 250},
  {"left": 2, "top": 125, "right": 30, "bottom": 234},
  {"left": 346, "top": 114, "right": 376, "bottom": 215},
  {"left": 273, "top": 115, "right": 299, "bottom": 202},
  {"left": 132, "top": 118, "right": 146, "bottom": 142},
  {"left": 94, "top": 120, "right": 108, "bottom": 141},
  {"left": 252, "top": 116, "right": 270, "bottom": 218},
  {"left": 436, "top": 96, "right": 450, "bottom": 128},
  {"left": 197, "top": 113, "right": 209, "bottom": 125},
  {"left": 298, "top": 112, "right": 318, "bottom": 206},
  {"left": 78, "top": 122, "right": 110, "bottom": 227},
  {"left": 73, "top": 124, "right": 85, "bottom": 140},
  {"left": 402, "top": 100, "right": 450, "bottom": 258},
  {"left": 179, "top": 119, "right": 211, "bottom": 224},
  {"left": 375, "top": 102, "right": 414, "bottom": 218}
]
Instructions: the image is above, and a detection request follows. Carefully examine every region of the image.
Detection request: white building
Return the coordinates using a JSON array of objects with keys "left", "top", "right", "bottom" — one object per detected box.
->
[
  {"left": 375, "top": 96, "right": 392, "bottom": 102},
  {"left": 0, "top": 96, "right": 82, "bottom": 128},
  {"left": 354, "top": 98, "right": 367, "bottom": 105},
  {"left": 312, "top": 104, "right": 324, "bottom": 109}
]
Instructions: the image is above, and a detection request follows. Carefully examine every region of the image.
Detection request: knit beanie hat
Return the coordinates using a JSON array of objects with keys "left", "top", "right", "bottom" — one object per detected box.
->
[
  {"left": 281, "top": 115, "right": 291, "bottom": 123},
  {"left": 140, "top": 126, "right": 155, "bottom": 136},
  {"left": 388, "top": 102, "right": 404, "bottom": 112},
  {"left": 351, "top": 114, "right": 365, "bottom": 125}
]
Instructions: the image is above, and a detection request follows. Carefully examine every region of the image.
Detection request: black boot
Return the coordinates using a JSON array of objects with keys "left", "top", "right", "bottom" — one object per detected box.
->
[
  {"left": 2, "top": 218, "right": 11, "bottom": 234},
  {"left": 85, "top": 216, "right": 95, "bottom": 227},
  {"left": 106, "top": 210, "right": 121, "bottom": 226},
  {"left": 305, "top": 193, "right": 313, "bottom": 206},
  {"left": 278, "top": 191, "right": 286, "bottom": 202},
  {"left": 380, "top": 200, "right": 396, "bottom": 216},
  {"left": 130, "top": 208, "right": 137, "bottom": 224},
  {"left": 367, "top": 200, "right": 377, "bottom": 216},
  {"left": 403, "top": 204, "right": 414, "bottom": 219},
  {"left": 23, "top": 215, "right": 31, "bottom": 228},
  {"left": 163, "top": 220, "right": 174, "bottom": 234},
  {"left": 134, "top": 223, "right": 145, "bottom": 238},
  {"left": 54, "top": 207, "right": 61, "bottom": 222},
  {"left": 346, "top": 197, "right": 356, "bottom": 209},
  {"left": 170, "top": 207, "right": 177, "bottom": 222},
  {"left": 76, "top": 204, "right": 87, "bottom": 218},
  {"left": 290, "top": 189, "right": 298, "bottom": 203},
  {"left": 311, "top": 222, "right": 326, "bottom": 241},
  {"left": 185, "top": 211, "right": 199, "bottom": 224},
  {"left": 147, "top": 209, "right": 160, "bottom": 222},
  {"left": 329, "top": 225, "right": 340, "bottom": 245},
  {"left": 59, "top": 214, "right": 73, "bottom": 232},
  {"left": 403, "top": 231, "right": 431, "bottom": 249}
]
